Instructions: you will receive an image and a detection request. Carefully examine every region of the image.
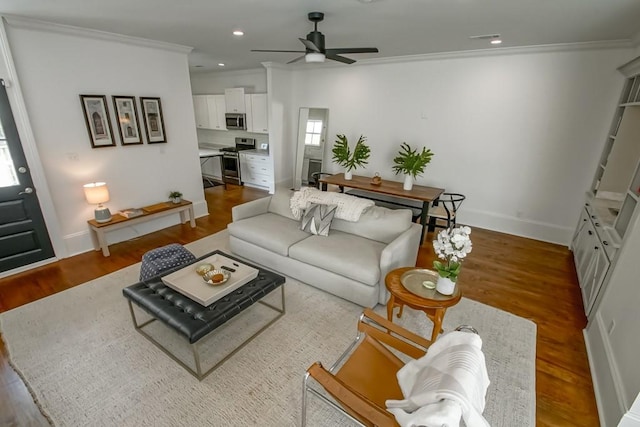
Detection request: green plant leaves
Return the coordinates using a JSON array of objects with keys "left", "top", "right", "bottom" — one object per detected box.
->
[
  {"left": 392, "top": 142, "right": 434, "bottom": 178},
  {"left": 332, "top": 134, "right": 371, "bottom": 171}
]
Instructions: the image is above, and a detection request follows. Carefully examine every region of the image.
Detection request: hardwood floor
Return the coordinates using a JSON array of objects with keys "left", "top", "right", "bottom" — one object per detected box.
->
[{"left": 0, "top": 185, "right": 599, "bottom": 426}]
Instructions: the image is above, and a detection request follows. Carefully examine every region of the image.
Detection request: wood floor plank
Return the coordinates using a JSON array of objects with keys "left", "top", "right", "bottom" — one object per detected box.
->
[{"left": 0, "top": 185, "right": 600, "bottom": 425}]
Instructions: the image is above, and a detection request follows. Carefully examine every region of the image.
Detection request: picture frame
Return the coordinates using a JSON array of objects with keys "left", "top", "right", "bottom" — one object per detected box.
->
[
  {"left": 79, "top": 95, "right": 116, "bottom": 148},
  {"left": 140, "top": 97, "right": 166, "bottom": 144},
  {"left": 112, "top": 95, "right": 142, "bottom": 145}
]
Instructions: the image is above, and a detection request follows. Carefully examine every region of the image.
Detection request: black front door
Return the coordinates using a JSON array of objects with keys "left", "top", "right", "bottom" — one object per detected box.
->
[{"left": 0, "top": 79, "right": 54, "bottom": 272}]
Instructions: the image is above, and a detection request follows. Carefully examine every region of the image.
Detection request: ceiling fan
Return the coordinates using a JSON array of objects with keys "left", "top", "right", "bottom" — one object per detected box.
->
[{"left": 251, "top": 12, "right": 379, "bottom": 64}]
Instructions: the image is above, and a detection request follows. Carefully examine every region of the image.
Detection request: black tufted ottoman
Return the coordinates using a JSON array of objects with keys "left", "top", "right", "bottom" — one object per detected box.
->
[{"left": 123, "top": 250, "right": 285, "bottom": 380}]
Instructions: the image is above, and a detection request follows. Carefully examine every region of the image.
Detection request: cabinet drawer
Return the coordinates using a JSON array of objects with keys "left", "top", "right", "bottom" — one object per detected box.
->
[{"left": 242, "top": 154, "right": 270, "bottom": 164}]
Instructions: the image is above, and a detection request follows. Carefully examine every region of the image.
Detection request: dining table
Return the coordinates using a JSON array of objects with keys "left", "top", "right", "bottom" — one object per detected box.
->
[{"left": 318, "top": 173, "right": 445, "bottom": 244}]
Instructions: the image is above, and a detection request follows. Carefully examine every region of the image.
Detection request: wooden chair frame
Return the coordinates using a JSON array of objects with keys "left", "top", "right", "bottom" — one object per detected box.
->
[
  {"left": 427, "top": 192, "right": 466, "bottom": 231},
  {"left": 301, "top": 308, "right": 432, "bottom": 427}
]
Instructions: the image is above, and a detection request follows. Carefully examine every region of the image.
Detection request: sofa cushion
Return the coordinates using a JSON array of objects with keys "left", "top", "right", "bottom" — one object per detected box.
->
[
  {"left": 267, "top": 190, "right": 298, "bottom": 220},
  {"left": 331, "top": 206, "right": 413, "bottom": 244},
  {"left": 227, "top": 213, "right": 310, "bottom": 256},
  {"left": 300, "top": 203, "right": 337, "bottom": 236},
  {"left": 289, "top": 230, "right": 385, "bottom": 286}
]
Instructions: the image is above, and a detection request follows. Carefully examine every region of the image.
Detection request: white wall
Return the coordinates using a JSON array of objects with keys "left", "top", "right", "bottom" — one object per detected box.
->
[
  {"left": 284, "top": 47, "right": 631, "bottom": 244},
  {"left": 5, "top": 19, "right": 206, "bottom": 256},
  {"left": 266, "top": 64, "right": 293, "bottom": 191}
]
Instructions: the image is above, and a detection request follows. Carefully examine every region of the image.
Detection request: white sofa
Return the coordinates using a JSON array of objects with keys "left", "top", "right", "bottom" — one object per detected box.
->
[{"left": 227, "top": 190, "right": 421, "bottom": 307}]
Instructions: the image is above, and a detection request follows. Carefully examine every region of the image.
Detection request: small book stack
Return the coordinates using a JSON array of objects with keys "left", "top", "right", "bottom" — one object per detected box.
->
[{"left": 119, "top": 208, "right": 144, "bottom": 218}]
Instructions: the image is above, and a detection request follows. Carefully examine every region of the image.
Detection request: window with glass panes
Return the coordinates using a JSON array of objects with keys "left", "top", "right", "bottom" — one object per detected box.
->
[{"left": 305, "top": 120, "right": 322, "bottom": 146}]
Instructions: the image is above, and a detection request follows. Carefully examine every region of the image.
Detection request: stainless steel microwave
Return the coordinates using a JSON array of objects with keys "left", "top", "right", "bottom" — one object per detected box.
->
[{"left": 225, "top": 113, "right": 246, "bottom": 130}]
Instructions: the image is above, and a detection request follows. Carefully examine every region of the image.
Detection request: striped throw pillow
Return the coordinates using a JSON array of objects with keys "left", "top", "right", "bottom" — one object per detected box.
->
[{"left": 300, "top": 203, "right": 337, "bottom": 236}]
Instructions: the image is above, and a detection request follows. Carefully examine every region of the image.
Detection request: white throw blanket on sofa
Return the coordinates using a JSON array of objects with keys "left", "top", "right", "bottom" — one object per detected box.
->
[
  {"left": 290, "top": 187, "right": 375, "bottom": 222},
  {"left": 386, "top": 331, "right": 491, "bottom": 427}
]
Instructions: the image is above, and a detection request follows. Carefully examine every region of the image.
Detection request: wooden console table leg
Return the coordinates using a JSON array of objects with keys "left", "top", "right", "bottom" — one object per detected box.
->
[
  {"left": 188, "top": 205, "right": 196, "bottom": 227},
  {"left": 95, "top": 228, "right": 110, "bottom": 257}
]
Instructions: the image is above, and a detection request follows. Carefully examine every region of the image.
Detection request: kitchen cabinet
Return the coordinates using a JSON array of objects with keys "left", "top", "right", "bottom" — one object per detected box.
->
[
  {"left": 224, "top": 88, "right": 245, "bottom": 113},
  {"left": 206, "top": 95, "right": 227, "bottom": 130},
  {"left": 240, "top": 152, "right": 273, "bottom": 190},
  {"left": 250, "top": 94, "right": 268, "bottom": 134},
  {"left": 192, "top": 95, "right": 227, "bottom": 130},
  {"left": 193, "top": 95, "right": 209, "bottom": 129},
  {"left": 244, "top": 93, "right": 268, "bottom": 134}
]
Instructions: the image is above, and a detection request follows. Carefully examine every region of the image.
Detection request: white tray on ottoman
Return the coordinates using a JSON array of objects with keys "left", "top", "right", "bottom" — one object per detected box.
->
[{"left": 161, "top": 253, "right": 259, "bottom": 307}]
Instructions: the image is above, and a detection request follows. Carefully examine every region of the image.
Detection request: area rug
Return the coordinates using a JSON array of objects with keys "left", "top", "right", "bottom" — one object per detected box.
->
[{"left": 0, "top": 230, "right": 536, "bottom": 426}]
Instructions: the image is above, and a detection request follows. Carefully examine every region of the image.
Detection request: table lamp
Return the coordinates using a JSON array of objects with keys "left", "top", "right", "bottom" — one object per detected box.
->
[{"left": 84, "top": 182, "right": 112, "bottom": 223}]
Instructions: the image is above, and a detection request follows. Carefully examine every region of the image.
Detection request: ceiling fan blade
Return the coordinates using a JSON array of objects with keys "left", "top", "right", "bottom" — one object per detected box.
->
[
  {"left": 299, "top": 38, "right": 321, "bottom": 52},
  {"left": 286, "top": 55, "right": 306, "bottom": 64},
  {"left": 251, "top": 49, "right": 306, "bottom": 53},
  {"left": 325, "top": 47, "right": 379, "bottom": 55},
  {"left": 326, "top": 54, "right": 356, "bottom": 65}
]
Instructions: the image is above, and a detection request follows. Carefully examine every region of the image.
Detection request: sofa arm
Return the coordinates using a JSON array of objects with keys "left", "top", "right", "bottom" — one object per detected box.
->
[
  {"left": 231, "top": 196, "right": 272, "bottom": 222},
  {"left": 378, "top": 223, "right": 421, "bottom": 305}
]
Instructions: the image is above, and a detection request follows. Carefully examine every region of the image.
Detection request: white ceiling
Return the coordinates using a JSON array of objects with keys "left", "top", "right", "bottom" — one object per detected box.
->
[{"left": 2, "top": 0, "right": 640, "bottom": 72}]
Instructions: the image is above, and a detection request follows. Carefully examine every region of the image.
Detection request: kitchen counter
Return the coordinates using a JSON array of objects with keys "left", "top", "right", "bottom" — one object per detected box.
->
[
  {"left": 199, "top": 148, "right": 223, "bottom": 157},
  {"left": 241, "top": 149, "right": 270, "bottom": 156}
]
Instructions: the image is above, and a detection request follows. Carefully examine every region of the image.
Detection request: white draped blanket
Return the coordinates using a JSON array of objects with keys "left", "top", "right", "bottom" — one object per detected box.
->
[
  {"left": 290, "top": 187, "right": 374, "bottom": 222},
  {"left": 386, "top": 331, "right": 491, "bottom": 427}
]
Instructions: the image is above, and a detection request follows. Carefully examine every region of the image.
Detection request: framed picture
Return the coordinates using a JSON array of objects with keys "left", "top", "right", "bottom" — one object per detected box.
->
[
  {"left": 79, "top": 95, "right": 115, "bottom": 148},
  {"left": 140, "top": 97, "right": 166, "bottom": 143},
  {"left": 112, "top": 95, "right": 142, "bottom": 145}
]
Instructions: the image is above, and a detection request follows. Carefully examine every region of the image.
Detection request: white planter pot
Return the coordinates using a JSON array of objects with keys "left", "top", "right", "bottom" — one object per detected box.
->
[
  {"left": 344, "top": 170, "right": 353, "bottom": 180},
  {"left": 170, "top": 197, "right": 182, "bottom": 204},
  {"left": 403, "top": 174, "right": 413, "bottom": 190},
  {"left": 436, "top": 276, "right": 456, "bottom": 295}
]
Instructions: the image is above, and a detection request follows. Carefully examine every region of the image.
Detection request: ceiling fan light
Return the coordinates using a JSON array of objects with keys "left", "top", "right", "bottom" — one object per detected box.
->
[{"left": 305, "top": 52, "right": 326, "bottom": 63}]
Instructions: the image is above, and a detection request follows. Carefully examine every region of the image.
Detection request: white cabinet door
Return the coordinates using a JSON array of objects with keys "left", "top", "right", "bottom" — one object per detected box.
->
[
  {"left": 193, "top": 95, "right": 209, "bottom": 129},
  {"left": 250, "top": 94, "right": 268, "bottom": 134},
  {"left": 204, "top": 95, "right": 227, "bottom": 130},
  {"left": 244, "top": 94, "right": 253, "bottom": 133},
  {"left": 213, "top": 95, "right": 227, "bottom": 130},
  {"left": 224, "top": 88, "right": 245, "bottom": 113},
  {"left": 581, "top": 245, "right": 610, "bottom": 313}
]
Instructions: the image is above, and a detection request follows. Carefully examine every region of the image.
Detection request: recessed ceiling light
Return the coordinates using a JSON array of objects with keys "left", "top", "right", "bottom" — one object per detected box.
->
[
  {"left": 490, "top": 39, "right": 502, "bottom": 45},
  {"left": 218, "top": 63, "right": 225, "bottom": 67},
  {"left": 233, "top": 30, "right": 244, "bottom": 36}
]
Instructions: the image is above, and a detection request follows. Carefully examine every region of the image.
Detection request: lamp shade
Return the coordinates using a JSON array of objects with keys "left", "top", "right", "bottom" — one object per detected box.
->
[
  {"left": 84, "top": 182, "right": 110, "bottom": 205},
  {"left": 305, "top": 52, "right": 326, "bottom": 63}
]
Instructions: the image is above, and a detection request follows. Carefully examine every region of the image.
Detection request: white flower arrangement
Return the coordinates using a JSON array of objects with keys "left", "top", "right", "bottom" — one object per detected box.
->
[{"left": 433, "top": 226, "right": 473, "bottom": 282}]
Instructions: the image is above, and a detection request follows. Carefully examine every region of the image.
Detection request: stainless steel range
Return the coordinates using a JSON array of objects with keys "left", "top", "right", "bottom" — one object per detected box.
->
[{"left": 221, "top": 137, "right": 256, "bottom": 185}]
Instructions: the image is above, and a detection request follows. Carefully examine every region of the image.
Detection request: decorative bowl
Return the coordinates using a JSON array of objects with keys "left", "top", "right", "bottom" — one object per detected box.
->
[
  {"left": 202, "top": 269, "right": 230, "bottom": 286},
  {"left": 195, "top": 263, "right": 214, "bottom": 276}
]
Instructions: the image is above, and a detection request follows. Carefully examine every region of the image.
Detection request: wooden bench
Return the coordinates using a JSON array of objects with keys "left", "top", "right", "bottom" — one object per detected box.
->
[{"left": 87, "top": 199, "right": 196, "bottom": 256}]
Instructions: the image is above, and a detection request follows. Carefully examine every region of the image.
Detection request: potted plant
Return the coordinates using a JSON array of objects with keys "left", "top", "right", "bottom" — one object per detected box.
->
[
  {"left": 331, "top": 134, "right": 371, "bottom": 180},
  {"left": 432, "top": 226, "right": 473, "bottom": 295},
  {"left": 391, "top": 142, "right": 434, "bottom": 190},
  {"left": 169, "top": 190, "right": 183, "bottom": 204}
]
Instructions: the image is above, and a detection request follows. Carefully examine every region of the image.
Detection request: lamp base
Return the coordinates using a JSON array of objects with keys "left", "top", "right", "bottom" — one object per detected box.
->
[{"left": 95, "top": 207, "right": 112, "bottom": 223}]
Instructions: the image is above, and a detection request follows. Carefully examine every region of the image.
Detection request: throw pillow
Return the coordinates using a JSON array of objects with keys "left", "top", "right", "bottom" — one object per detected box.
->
[{"left": 300, "top": 203, "right": 337, "bottom": 236}]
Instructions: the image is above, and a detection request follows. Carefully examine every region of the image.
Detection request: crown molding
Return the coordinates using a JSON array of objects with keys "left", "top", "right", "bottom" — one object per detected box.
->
[
  {"left": 190, "top": 67, "right": 265, "bottom": 77},
  {"left": 618, "top": 54, "right": 640, "bottom": 77},
  {"left": 2, "top": 15, "right": 193, "bottom": 54},
  {"left": 288, "top": 39, "right": 634, "bottom": 71}
]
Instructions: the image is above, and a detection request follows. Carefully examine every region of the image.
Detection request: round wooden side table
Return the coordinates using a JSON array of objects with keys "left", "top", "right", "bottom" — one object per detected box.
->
[{"left": 385, "top": 267, "right": 462, "bottom": 342}]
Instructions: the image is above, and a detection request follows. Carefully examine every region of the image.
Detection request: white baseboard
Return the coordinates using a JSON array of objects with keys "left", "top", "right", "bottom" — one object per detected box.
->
[{"left": 459, "top": 208, "right": 573, "bottom": 245}]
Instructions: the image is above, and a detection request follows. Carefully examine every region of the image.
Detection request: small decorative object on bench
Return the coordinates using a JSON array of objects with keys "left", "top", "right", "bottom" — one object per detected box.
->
[
  {"left": 392, "top": 142, "right": 434, "bottom": 191},
  {"left": 119, "top": 208, "right": 144, "bottom": 218},
  {"left": 331, "top": 134, "right": 371, "bottom": 180},
  {"left": 169, "top": 190, "right": 183, "bottom": 204},
  {"left": 371, "top": 172, "right": 382, "bottom": 186},
  {"left": 432, "top": 226, "right": 473, "bottom": 295}
]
